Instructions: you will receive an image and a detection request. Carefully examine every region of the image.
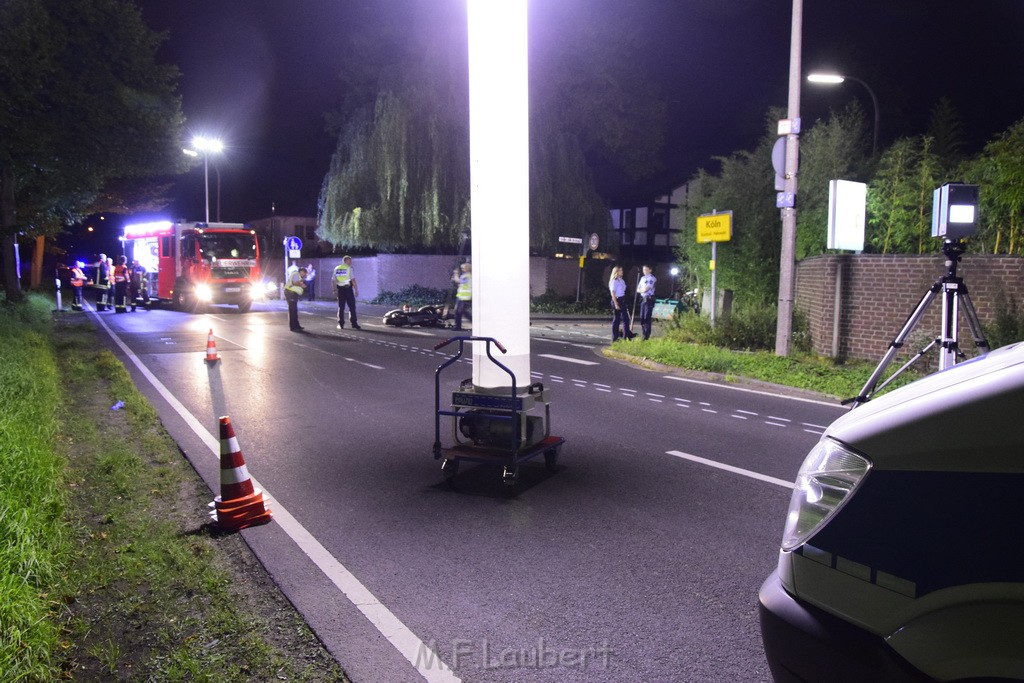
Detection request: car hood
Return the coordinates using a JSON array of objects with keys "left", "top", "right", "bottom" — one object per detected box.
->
[{"left": 825, "top": 342, "right": 1024, "bottom": 473}]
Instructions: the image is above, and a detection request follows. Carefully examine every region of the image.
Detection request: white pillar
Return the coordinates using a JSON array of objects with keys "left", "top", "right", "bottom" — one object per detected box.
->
[{"left": 467, "top": 0, "right": 531, "bottom": 388}]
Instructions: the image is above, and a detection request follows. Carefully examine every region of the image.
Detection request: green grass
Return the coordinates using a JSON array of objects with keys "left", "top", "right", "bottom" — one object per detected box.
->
[
  {"left": 0, "top": 294, "right": 347, "bottom": 682},
  {"left": 608, "top": 336, "right": 920, "bottom": 399},
  {"left": 0, "top": 296, "right": 69, "bottom": 681}
]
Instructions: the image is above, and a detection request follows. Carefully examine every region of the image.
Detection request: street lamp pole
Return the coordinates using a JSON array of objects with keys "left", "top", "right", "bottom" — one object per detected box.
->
[
  {"left": 807, "top": 73, "right": 880, "bottom": 156},
  {"left": 189, "top": 136, "right": 224, "bottom": 223}
]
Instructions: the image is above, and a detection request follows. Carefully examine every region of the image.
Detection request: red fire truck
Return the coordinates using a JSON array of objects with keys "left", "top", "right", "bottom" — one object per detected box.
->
[{"left": 123, "top": 220, "right": 264, "bottom": 312}]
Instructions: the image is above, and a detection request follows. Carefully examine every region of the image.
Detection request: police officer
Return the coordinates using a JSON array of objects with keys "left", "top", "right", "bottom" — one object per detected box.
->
[
  {"left": 333, "top": 255, "right": 360, "bottom": 329},
  {"left": 452, "top": 262, "right": 471, "bottom": 331},
  {"left": 285, "top": 267, "right": 307, "bottom": 331},
  {"left": 637, "top": 264, "right": 657, "bottom": 340}
]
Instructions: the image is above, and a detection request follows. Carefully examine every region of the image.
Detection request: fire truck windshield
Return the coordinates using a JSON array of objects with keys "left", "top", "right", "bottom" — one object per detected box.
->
[{"left": 198, "top": 234, "right": 257, "bottom": 262}]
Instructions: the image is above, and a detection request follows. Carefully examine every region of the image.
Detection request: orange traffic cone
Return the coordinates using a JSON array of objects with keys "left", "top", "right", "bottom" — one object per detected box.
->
[
  {"left": 204, "top": 328, "right": 219, "bottom": 363},
  {"left": 209, "top": 416, "right": 272, "bottom": 531}
]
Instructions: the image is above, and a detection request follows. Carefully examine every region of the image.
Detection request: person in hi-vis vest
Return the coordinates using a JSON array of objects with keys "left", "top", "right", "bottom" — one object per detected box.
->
[
  {"left": 285, "top": 267, "right": 307, "bottom": 331},
  {"left": 69, "top": 262, "right": 89, "bottom": 311},
  {"left": 333, "top": 255, "right": 360, "bottom": 329},
  {"left": 452, "top": 262, "right": 471, "bottom": 331}
]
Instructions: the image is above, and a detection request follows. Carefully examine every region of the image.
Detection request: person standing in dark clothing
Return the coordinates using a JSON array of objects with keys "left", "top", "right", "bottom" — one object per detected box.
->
[
  {"left": 95, "top": 253, "right": 111, "bottom": 310},
  {"left": 637, "top": 264, "right": 657, "bottom": 340},
  {"left": 333, "top": 255, "right": 360, "bottom": 329},
  {"left": 285, "top": 267, "right": 307, "bottom": 331}
]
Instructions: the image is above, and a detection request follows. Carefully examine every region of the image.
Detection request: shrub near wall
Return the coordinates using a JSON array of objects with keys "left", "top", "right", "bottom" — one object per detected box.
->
[{"left": 796, "top": 253, "right": 1024, "bottom": 361}]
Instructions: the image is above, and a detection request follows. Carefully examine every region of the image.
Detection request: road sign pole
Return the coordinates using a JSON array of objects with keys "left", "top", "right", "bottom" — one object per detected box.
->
[{"left": 710, "top": 241, "right": 717, "bottom": 328}]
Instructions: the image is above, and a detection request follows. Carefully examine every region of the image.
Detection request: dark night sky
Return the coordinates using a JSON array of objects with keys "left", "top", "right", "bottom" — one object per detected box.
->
[{"left": 135, "top": 0, "right": 1024, "bottom": 223}]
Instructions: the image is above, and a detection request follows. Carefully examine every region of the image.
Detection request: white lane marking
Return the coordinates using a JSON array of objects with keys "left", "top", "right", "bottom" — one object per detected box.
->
[
  {"left": 663, "top": 375, "right": 844, "bottom": 408},
  {"left": 736, "top": 409, "right": 758, "bottom": 416},
  {"left": 802, "top": 422, "right": 828, "bottom": 429},
  {"left": 804, "top": 428, "right": 824, "bottom": 435},
  {"left": 646, "top": 392, "right": 665, "bottom": 398},
  {"left": 767, "top": 416, "right": 791, "bottom": 423},
  {"left": 765, "top": 422, "right": 788, "bottom": 428},
  {"left": 538, "top": 353, "right": 599, "bottom": 366},
  {"left": 533, "top": 337, "right": 594, "bottom": 349},
  {"left": 701, "top": 408, "right": 718, "bottom": 414},
  {"left": 593, "top": 383, "right": 611, "bottom": 389},
  {"left": 91, "top": 313, "right": 459, "bottom": 683},
  {"left": 667, "top": 450, "right": 796, "bottom": 489},
  {"left": 731, "top": 414, "right": 748, "bottom": 420},
  {"left": 648, "top": 398, "right": 663, "bottom": 403},
  {"left": 596, "top": 387, "right": 611, "bottom": 393},
  {"left": 297, "top": 343, "right": 385, "bottom": 371}
]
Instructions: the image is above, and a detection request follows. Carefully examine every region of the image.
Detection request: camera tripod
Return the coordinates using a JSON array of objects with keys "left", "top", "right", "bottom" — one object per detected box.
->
[{"left": 847, "top": 239, "right": 991, "bottom": 407}]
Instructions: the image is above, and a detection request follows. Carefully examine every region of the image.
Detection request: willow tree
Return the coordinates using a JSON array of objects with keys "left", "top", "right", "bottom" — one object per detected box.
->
[{"left": 318, "top": 1, "right": 664, "bottom": 253}]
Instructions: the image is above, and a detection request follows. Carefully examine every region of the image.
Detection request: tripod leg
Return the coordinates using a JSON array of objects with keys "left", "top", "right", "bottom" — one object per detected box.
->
[
  {"left": 849, "top": 284, "right": 939, "bottom": 406},
  {"left": 959, "top": 289, "right": 992, "bottom": 356},
  {"left": 939, "top": 281, "right": 960, "bottom": 371}
]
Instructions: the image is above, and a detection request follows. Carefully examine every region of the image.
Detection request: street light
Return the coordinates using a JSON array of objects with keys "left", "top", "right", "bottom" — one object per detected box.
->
[
  {"left": 670, "top": 266, "right": 680, "bottom": 298},
  {"left": 807, "top": 72, "right": 880, "bottom": 156},
  {"left": 185, "top": 136, "right": 224, "bottom": 223}
]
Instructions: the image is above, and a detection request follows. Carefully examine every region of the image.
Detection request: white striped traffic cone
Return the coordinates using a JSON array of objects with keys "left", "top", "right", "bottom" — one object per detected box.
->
[
  {"left": 208, "top": 416, "right": 272, "bottom": 531},
  {"left": 204, "top": 328, "right": 220, "bottom": 363}
]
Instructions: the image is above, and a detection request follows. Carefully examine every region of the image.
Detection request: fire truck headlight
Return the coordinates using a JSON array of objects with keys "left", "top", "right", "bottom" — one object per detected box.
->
[
  {"left": 195, "top": 284, "right": 213, "bottom": 302},
  {"left": 250, "top": 282, "right": 266, "bottom": 299},
  {"left": 781, "top": 438, "right": 871, "bottom": 551}
]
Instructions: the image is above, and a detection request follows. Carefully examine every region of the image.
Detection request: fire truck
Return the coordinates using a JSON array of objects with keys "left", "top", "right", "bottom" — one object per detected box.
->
[{"left": 123, "top": 220, "right": 264, "bottom": 312}]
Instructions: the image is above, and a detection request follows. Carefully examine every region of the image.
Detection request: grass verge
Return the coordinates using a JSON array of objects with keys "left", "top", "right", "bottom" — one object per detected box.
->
[
  {"left": 1, "top": 295, "right": 348, "bottom": 682},
  {"left": 607, "top": 336, "right": 920, "bottom": 399}
]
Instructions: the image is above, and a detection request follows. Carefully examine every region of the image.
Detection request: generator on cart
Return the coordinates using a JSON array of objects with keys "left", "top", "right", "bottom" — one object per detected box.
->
[
  {"left": 433, "top": 336, "right": 565, "bottom": 488},
  {"left": 123, "top": 221, "right": 264, "bottom": 312}
]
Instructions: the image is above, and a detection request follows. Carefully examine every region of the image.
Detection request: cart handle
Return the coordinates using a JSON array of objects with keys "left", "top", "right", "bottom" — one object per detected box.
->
[{"left": 434, "top": 335, "right": 507, "bottom": 354}]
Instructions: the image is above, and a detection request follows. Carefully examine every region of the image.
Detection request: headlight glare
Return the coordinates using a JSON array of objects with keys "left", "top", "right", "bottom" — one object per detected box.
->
[
  {"left": 195, "top": 283, "right": 213, "bottom": 302},
  {"left": 781, "top": 439, "right": 871, "bottom": 551}
]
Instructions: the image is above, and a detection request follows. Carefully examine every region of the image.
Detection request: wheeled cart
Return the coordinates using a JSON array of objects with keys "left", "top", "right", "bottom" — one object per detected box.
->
[{"left": 433, "top": 336, "right": 565, "bottom": 488}]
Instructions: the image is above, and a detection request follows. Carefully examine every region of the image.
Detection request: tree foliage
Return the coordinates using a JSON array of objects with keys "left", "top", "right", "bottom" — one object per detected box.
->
[
  {"left": 0, "top": 0, "right": 186, "bottom": 299},
  {"left": 963, "top": 118, "right": 1024, "bottom": 255},
  {"left": 866, "top": 136, "right": 941, "bottom": 254},
  {"left": 676, "top": 118, "right": 779, "bottom": 306},
  {"left": 317, "top": 1, "right": 663, "bottom": 253},
  {"left": 795, "top": 103, "right": 871, "bottom": 258}
]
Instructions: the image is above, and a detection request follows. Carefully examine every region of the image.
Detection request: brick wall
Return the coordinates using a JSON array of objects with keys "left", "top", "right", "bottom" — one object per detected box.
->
[{"left": 796, "top": 254, "right": 1024, "bottom": 361}]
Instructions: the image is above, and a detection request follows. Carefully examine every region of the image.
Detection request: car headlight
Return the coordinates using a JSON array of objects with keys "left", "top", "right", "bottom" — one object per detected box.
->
[
  {"left": 195, "top": 283, "right": 213, "bottom": 302},
  {"left": 250, "top": 282, "right": 265, "bottom": 299},
  {"left": 781, "top": 438, "right": 871, "bottom": 551}
]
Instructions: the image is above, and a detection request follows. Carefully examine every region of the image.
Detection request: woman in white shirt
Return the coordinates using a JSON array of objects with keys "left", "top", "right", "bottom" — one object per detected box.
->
[{"left": 609, "top": 266, "right": 636, "bottom": 341}]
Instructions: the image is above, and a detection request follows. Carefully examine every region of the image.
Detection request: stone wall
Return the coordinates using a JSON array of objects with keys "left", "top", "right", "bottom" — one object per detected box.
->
[
  {"left": 795, "top": 253, "right": 1024, "bottom": 361},
  {"left": 265, "top": 255, "right": 584, "bottom": 301}
]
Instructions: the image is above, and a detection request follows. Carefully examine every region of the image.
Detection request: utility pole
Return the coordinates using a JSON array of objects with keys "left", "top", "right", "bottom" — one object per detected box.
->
[{"left": 775, "top": 0, "right": 802, "bottom": 356}]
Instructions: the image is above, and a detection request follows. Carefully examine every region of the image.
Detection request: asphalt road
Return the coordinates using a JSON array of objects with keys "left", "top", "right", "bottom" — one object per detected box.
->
[{"left": 89, "top": 299, "right": 847, "bottom": 682}]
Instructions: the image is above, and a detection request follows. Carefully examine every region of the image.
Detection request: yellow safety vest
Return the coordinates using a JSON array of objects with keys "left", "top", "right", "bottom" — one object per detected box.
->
[
  {"left": 286, "top": 273, "right": 305, "bottom": 295},
  {"left": 334, "top": 263, "right": 352, "bottom": 287},
  {"left": 456, "top": 273, "right": 471, "bottom": 301}
]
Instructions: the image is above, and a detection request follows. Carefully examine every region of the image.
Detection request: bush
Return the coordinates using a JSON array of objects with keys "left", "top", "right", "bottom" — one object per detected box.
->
[
  {"left": 985, "top": 291, "right": 1024, "bottom": 350},
  {"left": 664, "top": 304, "right": 810, "bottom": 353},
  {"left": 530, "top": 287, "right": 609, "bottom": 315},
  {"left": 371, "top": 285, "right": 451, "bottom": 307}
]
